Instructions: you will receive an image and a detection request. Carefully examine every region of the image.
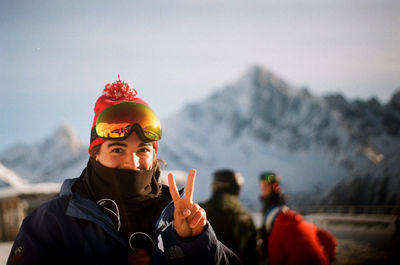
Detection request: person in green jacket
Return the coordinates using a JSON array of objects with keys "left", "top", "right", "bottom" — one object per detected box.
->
[{"left": 201, "top": 169, "right": 259, "bottom": 265}]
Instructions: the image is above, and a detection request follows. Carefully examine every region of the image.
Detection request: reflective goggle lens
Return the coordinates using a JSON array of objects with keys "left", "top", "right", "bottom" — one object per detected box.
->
[{"left": 96, "top": 102, "right": 162, "bottom": 142}]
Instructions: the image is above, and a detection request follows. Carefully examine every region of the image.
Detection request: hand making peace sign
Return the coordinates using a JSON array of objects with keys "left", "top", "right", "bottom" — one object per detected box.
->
[{"left": 168, "top": 169, "right": 207, "bottom": 238}]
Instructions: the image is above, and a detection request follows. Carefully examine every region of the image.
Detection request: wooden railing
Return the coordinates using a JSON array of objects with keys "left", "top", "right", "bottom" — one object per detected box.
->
[{"left": 291, "top": 205, "right": 400, "bottom": 216}]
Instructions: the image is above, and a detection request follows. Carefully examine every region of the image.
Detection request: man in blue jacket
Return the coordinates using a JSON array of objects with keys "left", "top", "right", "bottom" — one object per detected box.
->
[{"left": 7, "top": 76, "right": 241, "bottom": 265}]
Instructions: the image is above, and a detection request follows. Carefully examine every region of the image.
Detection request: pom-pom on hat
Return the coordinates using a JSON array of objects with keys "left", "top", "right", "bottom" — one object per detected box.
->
[{"left": 88, "top": 75, "right": 159, "bottom": 154}]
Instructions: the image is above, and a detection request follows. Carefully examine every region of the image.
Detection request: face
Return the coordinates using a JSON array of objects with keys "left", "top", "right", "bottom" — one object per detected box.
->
[
  {"left": 96, "top": 132, "right": 156, "bottom": 170},
  {"left": 260, "top": 181, "right": 273, "bottom": 199}
]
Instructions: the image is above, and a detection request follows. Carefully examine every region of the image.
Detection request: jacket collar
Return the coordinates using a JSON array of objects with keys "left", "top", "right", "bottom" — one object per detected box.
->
[
  {"left": 60, "top": 178, "right": 128, "bottom": 247},
  {"left": 264, "top": 205, "right": 289, "bottom": 232},
  {"left": 59, "top": 177, "right": 178, "bottom": 249},
  {"left": 59, "top": 178, "right": 76, "bottom": 197}
]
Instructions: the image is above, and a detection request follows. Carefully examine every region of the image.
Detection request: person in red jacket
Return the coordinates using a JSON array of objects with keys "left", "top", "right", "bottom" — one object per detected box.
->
[{"left": 258, "top": 172, "right": 337, "bottom": 265}]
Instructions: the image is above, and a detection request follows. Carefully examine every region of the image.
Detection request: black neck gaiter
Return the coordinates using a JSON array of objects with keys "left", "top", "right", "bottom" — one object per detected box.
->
[
  {"left": 73, "top": 158, "right": 169, "bottom": 240},
  {"left": 82, "top": 158, "right": 161, "bottom": 203}
]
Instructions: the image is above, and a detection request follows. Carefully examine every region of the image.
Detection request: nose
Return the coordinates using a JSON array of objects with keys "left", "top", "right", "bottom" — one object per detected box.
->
[{"left": 123, "top": 153, "right": 140, "bottom": 170}]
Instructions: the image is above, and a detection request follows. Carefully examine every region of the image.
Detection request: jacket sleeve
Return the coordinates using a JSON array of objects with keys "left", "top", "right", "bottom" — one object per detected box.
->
[
  {"left": 7, "top": 203, "right": 66, "bottom": 265},
  {"left": 235, "top": 213, "right": 259, "bottom": 265},
  {"left": 317, "top": 228, "right": 337, "bottom": 262},
  {"left": 156, "top": 221, "right": 242, "bottom": 265}
]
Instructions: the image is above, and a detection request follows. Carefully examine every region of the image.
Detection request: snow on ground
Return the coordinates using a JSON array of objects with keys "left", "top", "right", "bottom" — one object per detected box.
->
[
  {"left": 333, "top": 238, "right": 398, "bottom": 265},
  {"left": 0, "top": 242, "right": 12, "bottom": 264},
  {"left": 1, "top": 213, "right": 399, "bottom": 264}
]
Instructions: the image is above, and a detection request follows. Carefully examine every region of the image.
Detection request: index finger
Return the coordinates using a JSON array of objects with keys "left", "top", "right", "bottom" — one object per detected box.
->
[
  {"left": 184, "top": 169, "right": 196, "bottom": 203},
  {"left": 168, "top": 172, "right": 180, "bottom": 202}
]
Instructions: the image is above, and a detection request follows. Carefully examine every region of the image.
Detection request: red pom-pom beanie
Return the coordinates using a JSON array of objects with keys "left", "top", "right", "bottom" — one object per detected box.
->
[{"left": 88, "top": 75, "right": 159, "bottom": 154}]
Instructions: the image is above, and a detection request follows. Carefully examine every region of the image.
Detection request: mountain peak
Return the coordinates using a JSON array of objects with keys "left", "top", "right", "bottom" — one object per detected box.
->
[
  {"left": 238, "top": 65, "right": 294, "bottom": 98},
  {"left": 245, "top": 64, "right": 274, "bottom": 78},
  {"left": 42, "top": 122, "right": 83, "bottom": 156},
  {"left": 0, "top": 122, "right": 88, "bottom": 183},
  {"left": 54, "top": 123, "right": 79, "bottom": 141}
]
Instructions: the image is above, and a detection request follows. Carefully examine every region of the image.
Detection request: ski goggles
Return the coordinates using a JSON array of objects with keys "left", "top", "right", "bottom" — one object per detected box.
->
[{"left": 95, "top": 102, "right": 162, "bottom": 142}]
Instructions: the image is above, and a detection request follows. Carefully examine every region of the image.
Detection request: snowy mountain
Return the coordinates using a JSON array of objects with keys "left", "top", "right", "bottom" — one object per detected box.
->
[
  {"left": 320, "top": 91, "right": 400, "bottom": 205},
  {"left": 0, "top": 161, "right": 61, "bottom": 199},
  {"left": 0, "top": 123, "right": 88, "bottom": 183},
  {"left": 1, "top": 66, "right": 399, "bottom": 210},
  {"left": 158, "top": 66, "right": 400, "bottom": 209}
]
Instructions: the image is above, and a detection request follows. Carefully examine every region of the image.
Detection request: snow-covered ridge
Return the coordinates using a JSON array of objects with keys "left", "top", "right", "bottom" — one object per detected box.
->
[
  {"left": 159, "top": 65, "right": 400, "bottom": 208},
  {"left": 0, "top": 162, "right": 27, "bottom": 188},
  {"left": 0, "top": 161, "right": 61, "bottom": 199},
  {"left": 1, "top": 65, "right": 399, "bottom": 209},
  {"left": 0, "top": 123, "right": 88, "bottom": 184}
]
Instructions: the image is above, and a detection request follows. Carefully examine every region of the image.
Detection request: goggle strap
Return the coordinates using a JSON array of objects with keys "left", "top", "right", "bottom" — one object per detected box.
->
[{"left": 90, "top": 127, "right": 98, "bottom": 143}]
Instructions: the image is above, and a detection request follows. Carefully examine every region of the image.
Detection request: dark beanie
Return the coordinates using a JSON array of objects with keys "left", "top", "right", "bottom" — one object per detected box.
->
[{"left": 212, "top": 169, "right": 244, "bottom": 195}]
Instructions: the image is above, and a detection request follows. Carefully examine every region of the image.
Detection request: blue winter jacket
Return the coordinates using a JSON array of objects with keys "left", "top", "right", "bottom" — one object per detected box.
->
[{"left": 7, "top": 178, "right": 241, "bottom": 265}]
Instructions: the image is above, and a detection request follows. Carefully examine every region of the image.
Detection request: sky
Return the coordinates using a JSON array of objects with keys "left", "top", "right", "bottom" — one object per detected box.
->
[{"left": 1, "top": 0, "right": 399, "bottom": 151}]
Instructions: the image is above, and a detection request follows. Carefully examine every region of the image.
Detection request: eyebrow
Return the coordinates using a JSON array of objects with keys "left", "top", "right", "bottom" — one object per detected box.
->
[
  {"left": 138, "top": 142, "right": 152, "bottom": 147},
  {"left": 106, "top": 142, "right": 152, "bottom": 149},
  {"left": 106, "top": 142, "right": 127, "bottom": 148}
]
